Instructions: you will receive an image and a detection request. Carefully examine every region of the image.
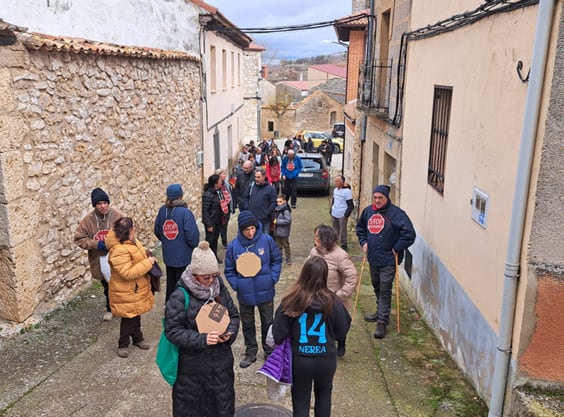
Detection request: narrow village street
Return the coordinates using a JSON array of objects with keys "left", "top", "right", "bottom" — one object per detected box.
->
[{"left": 0, "top": 161, "right": 488, "bottom": 417}]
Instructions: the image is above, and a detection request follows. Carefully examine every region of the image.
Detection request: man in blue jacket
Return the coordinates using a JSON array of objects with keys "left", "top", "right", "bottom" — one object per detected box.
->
[
  {"left": 225, "top": 211, "right": 282, "bottom": 368},
  {"left": 281, "top": 149, "right": 303, "bottom": 209},
  {"left": 356, "top": 185, "right": 416, "bottom": 339}
]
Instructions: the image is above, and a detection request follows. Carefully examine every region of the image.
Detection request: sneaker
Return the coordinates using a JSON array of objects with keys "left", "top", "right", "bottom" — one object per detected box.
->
[
  {"left": 133, "top": 340, "right": 150, "bottom": 350},
  {"left": 117, "top": 347, "right": 129, "bottom": 358},
  {"left": 103, "top": 311, "right": 113, "bottom": 322},
  {"left": 337, "top": 341, "right": 346, "bottom": 358},
  {"left": 291, "top": 205, "right": 296, "bottom": 209},
  {"left": 286, "top": 258, "right": 292, "bottom": 265},
  {"left": 239, "top": 354, "right": 257, "bottom": 368},
  {"left": 364, "top": 312, "right": 378, "bottom": 322},
  {"left": 217, "top": 258, "right": 224, "bottom": 264},
  {"left": 373, "top": 322, "right": 387, "bottom": 339}
]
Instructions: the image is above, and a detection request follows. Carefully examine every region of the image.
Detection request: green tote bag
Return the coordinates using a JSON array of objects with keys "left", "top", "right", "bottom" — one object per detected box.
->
[{"left": 156, "top": 287, "right": 189, "bottom": 386}]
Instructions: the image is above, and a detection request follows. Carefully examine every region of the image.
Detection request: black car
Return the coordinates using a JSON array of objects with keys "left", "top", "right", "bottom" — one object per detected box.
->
[
  {"left": 332, "top": 122, "right": 345, "bottom": 138},
  {"left": 296, "top": 153, "right": 330, "bottom": 195}
]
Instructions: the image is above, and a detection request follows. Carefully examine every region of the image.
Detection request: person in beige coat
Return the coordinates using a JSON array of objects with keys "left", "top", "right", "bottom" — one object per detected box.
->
[
  {"left": 308, "top": 224, "right": 358, "bottom": 310},
  {"left": 106, "top": 217, "right": 156, "bottom": 358},
  {"left": 308, "top": 224, "right": 358, "bottom": 357}
]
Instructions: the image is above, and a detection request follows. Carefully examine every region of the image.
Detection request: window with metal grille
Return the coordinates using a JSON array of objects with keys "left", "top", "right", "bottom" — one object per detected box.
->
[{"left": 427, "top": 86, "right": 452, "bottom": 194}]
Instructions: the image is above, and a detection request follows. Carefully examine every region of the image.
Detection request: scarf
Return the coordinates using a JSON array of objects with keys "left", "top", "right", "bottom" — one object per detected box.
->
[{"left": 182, "top": 267, "right": 220, "bottom": 301}]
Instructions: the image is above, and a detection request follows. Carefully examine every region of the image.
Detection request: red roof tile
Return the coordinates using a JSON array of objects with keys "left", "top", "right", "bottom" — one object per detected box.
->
[{"left": 309, "top": 64, "right": 347, "bottom": 78}]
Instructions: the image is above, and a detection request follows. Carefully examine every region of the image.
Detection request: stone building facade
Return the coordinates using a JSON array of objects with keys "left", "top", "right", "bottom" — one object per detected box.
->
[
  {"left": 260, "top": 90, "right": 344, "bottom": 139},
  {"left": 0, "top": 25, "right": 202, "bottom": 322}
]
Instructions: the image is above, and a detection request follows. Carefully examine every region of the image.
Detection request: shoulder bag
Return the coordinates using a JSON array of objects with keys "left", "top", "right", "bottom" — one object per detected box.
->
[{"left": 156, "top": 287, "right": 189, "bottom": 386}]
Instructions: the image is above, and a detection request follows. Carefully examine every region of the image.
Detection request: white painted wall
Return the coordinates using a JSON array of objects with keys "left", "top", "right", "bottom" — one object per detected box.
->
[{"left": 1, "top": 0, "right": 200, "bottom": 54}]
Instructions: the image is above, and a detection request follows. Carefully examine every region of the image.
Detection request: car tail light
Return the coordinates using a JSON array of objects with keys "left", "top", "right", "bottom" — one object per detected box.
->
[{"left": 321, "top": 169, "right": 329, "bottom": 179}]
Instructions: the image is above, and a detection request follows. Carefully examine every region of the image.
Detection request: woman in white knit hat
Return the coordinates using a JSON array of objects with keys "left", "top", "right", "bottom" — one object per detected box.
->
[{"left": 164, "top": 241, "right": 240, "bottom": 417}]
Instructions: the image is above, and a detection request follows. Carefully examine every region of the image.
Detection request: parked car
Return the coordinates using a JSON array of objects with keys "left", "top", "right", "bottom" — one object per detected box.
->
[
  {"left": 332, "top": 122, "right": 345, "bottom": 138},
  {"left": 299, "top": 130, "right": 343, "bottom": 153},
  {"left": 295, "top": 153, "right": 330, "bottom": 195}
]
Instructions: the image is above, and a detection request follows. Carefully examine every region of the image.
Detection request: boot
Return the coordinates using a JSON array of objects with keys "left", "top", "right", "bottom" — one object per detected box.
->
[{"left": 373, "top": 322, "right": 387, "bottom": 339}]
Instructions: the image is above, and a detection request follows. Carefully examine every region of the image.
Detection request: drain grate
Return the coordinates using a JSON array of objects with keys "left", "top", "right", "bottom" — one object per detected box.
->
[{"left": 234, "top": 403, "right": 292, "bottom": 417}]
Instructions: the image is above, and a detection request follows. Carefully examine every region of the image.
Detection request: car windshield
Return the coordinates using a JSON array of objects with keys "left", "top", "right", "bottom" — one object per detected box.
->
[{"left": 301, "top": 158, "right": 322, "bottom": 169}]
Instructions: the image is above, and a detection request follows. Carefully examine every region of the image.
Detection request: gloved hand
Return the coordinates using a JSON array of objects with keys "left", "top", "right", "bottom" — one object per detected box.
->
[{"left": 97, "top": 240, "right": 107, "bottom": 251}]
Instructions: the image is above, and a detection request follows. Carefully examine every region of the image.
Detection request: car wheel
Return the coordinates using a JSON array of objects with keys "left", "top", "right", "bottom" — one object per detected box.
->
[{"left": 332, "top": 145, "right": 340, "bottom": 154}]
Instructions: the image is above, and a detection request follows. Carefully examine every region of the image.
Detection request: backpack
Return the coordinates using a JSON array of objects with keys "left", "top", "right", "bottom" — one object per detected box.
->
[{"left": 156, "top": 287, "right": 189, "bottom": 386}]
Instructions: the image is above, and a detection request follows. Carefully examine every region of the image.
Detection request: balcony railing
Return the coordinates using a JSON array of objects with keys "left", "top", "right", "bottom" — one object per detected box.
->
[{"left": 357, "top": 59, "right": 392, "bottom": 117}]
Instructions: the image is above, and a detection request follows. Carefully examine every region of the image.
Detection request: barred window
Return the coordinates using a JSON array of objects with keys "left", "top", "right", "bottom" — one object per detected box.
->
[{"left": 427, "top": 86, "right": 452, "bottom": 194}]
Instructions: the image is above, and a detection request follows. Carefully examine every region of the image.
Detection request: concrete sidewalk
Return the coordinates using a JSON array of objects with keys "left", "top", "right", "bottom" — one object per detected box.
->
[{"left": 0, "top": 192, "right": 488, "bottom": 417}]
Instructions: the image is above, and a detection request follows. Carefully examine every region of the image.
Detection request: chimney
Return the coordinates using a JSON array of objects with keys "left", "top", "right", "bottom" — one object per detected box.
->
[{"left": 261, "top": 65, "right": 268, "bottom": 79}]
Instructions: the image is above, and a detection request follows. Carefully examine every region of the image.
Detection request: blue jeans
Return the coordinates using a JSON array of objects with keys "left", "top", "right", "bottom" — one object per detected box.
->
[
  {"left": 239, "top": 301, "right": 274, "bottom": 357},
  {"left": 368, "top": 264, "right": 396, "bottom": 325}
]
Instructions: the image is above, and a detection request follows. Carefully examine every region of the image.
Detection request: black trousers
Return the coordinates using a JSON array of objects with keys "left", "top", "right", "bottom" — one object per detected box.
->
[
  {"left": 291, "top": 354, "right": 337, "bottom": 417},
  {"left": 101, "top": 278, "right": 111, "bottom": 312},
  {"left": 118, "top": 316, "right": 143, "bottom": 348},
  {"left": 205, "top": 225, "right": 221, "bottom": 259},
  {"left": 165, "top": 265, "right": 188, "bottom": 302},
  {"left": 283, "top": 178, "right": 298, "bottom": 206}
]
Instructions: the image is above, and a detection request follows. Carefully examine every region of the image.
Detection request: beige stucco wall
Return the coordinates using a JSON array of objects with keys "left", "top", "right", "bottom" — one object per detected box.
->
[
  {"left": 0, "top": 40, "right": 201, "bottom": 322},
  {"left": 202, "top": 32, "right": 246, "bottom": 177},
  {"left": 401, "top": 8, "right": 537, "bottom": 327}
]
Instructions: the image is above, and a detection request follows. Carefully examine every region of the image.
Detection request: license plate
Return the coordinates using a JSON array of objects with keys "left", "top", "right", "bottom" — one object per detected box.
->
[{"left": 299, "top": 173, "right": 313, "bottom": 177}]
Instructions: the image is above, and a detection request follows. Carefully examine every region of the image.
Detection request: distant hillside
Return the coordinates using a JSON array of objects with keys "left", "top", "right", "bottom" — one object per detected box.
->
[{"left": 265, "top": 54, "right": 346, "bottom": 83}]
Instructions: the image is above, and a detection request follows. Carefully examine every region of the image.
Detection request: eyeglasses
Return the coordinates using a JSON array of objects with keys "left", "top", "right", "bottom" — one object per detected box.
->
[{"left": 194, "top": 273, "right": 219, "bottom": 281}]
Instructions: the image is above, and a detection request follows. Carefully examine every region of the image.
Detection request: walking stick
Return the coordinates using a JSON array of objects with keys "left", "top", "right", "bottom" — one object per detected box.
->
[
  {"left": 394, "top": 252, "right": 400, "bottom": 335},
  {"left": 351, "top": 254, "right": 367, "bottom": 324}
]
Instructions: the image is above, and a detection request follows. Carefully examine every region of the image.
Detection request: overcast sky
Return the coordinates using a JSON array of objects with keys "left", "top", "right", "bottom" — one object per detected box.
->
[{"left": 208, "top": 0, "right": 352, "bottom": 61}]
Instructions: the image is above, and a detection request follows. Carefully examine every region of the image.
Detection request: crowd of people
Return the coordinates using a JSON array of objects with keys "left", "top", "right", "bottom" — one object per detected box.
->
[{"left": 73, "top": 154, "right": 415, "bottom": 416}]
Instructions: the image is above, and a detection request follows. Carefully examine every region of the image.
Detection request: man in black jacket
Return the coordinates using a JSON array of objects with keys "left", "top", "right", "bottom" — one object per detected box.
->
[
  {"left": 234, "top": 160, "right": 254, "bottom": 209},
  {"left": 240, "top": 167, "right": 277, "bottom": 234},
  {"left": 356, "top": 185, "right": 415, "bottom": 339}
]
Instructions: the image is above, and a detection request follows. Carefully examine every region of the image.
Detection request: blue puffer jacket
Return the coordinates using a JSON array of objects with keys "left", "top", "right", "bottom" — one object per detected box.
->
[
  {"left": 355, "top": 201, "right": 416, "bottom": 267},
  {"left": 154, "top": 203, "right": 200, "bottom": 268},
  {"left": 224, "top": 226, "right": 282, "bottom": 306}
]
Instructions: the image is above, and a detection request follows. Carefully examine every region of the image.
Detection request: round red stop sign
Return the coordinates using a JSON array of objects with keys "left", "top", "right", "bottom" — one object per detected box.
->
[{"left": 163, "top": 219, "right": 179, "bottom": 240}]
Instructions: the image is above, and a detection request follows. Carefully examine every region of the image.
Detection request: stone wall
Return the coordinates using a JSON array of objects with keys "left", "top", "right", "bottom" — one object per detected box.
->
[{"left": 0, "top": 38, "right": 202, "bottom": 322}]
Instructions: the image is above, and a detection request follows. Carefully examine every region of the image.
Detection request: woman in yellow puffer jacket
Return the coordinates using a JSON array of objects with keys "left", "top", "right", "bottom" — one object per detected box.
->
[{"left": 106, "top": 217, "right": 156, "bottom": 358}]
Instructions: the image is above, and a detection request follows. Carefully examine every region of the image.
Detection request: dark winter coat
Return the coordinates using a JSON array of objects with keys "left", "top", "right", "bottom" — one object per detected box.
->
[
  {"left": 224, "top": 227, "right": 282, "bottom": 306},
  {"left": 202, "top": 187, "right": 226, "bottom": 228},
  {"left": 240, "top": 181, "right": 277, "bottom": 225},
  {"left": 273, "top": 204, "right": 292, "bottom": 238},
  {"left": 234, "top": 169, "right": 254, "bottom": 207},
  {"left": 272, "top": 295, "right": 351, "bottom": 358},
  {"left": 355, "top": 201, "right": 416, "bottom": 266},
  {"left": 154, "top": 203, "right": 199, "bottom": 268},
  {"left": 165, "top": 276, "right": 240, "bottom": 417}
]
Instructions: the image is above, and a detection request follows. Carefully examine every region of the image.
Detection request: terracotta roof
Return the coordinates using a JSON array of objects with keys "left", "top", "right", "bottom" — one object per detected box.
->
[
  {"left": 193, "top": 0, "right": 253, "bottom": 48},
  {"left": 1, "top": 19, "right": 199, "bottom": 61},
  {"left": 334, "top": 9, "right": 369, "bottom": 42},
  {"left": 247, "top": 42, "right": 266, "bottom": 52},
  {"left": 309, "top": 64, "right": 347, "bottom": 78}
]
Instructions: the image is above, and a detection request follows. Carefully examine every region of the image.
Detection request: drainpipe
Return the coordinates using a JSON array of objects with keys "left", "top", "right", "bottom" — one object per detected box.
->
[
  {"left": 357, "top": 0, "right": 376, "bottom": 212},
  {"left": 488, "top": 1, "right": 555, "bottom": 416}
]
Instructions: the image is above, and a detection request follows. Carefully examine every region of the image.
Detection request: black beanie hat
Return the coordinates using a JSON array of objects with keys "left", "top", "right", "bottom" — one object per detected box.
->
[
  {"left": 372, "top": 185, "right": 390, "bottom": 199},
  {"left": 238, "top": 211, "right": 258, "bottom": 231},
  {"left": 91, "top": 188, "right": 110, "bottom": 207}
]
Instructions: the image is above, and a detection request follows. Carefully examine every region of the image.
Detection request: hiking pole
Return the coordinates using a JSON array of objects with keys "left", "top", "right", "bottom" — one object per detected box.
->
[
  {"left": 394, "top": 252, "right": 400, "bottom": 334},
  {"left": 352, "top": 253, "right": 367, "bottom": 324}
]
